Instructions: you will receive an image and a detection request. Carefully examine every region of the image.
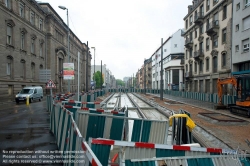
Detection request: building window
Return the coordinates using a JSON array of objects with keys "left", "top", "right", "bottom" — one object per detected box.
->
[
  {"left": 186, "top": 64, "right": 188, "bottom": 72},
  {"left": 199, "top": 60, "right": 203, "bottom": 72},
  {"left": 190, "top": 15, "right": 193, "bottom": 26},
  {"left": 31, "top": 38, "right": 35, "bottom": 54},
  {"left": 236, "top": 24, "right": 239, "bottom": 31},
  {"left": 206, "top": 58, "right": 209, "bottom": 71},
  {"left": 245, "top": 0, "right": 250, "bottom": 8},
  {"left": 19, "top": 2, "right": 24, "bottom": 18},
  {"left": 236, "top": 45, "right": 239, "bottom": 52},
  {"left": 31, "top": 63, "right": 35, "bottom": 79},
  {"left": 20, "top": 59, "right": 26, "bottom": 78},
  {"left": 243, "top": 15, "right": 250, "bottom": 31},
  {"left": 199, "top": 24, "right": 203, "bottom": 34},
  {"left": 7, "top": 24, "right": 12, "bottom": 45},
  {"left": 195, "top": 62, "right": 197, "bottom": 73},
  {"left": 30, "top": 11, "right": 35, "bottom": 25},
  {"left": 5, "top": 0, "right": 11, "bottom": 9},
  {"left": 213, "top": 0, "right": 219, "bottom": 6},
  {"left": 236, "top": 3, "right": 240, "bottom": 11},
  {"left": 39, "top": 18, "right": 43, "bottom": 30},
  {"left": 6, "top": 56, "right": 13, "bottom": 77},
  {"left": 21, "top": 31, "right": 25, "bottom": 50},
  {"left": 222, "top": 5, "right": 227, "bottom": 20},
  {"left": 222, "top": 28, "right": 227, "bottom": 43},
  {"left": 213, "top": 35, "right": 218, "bottom": 48},
  {"left": 186, "top": 50, "right": 188, "bottom": 59},
  {"left": 40, "top": 43, "right": 43, "bottom": 57},
  {"left": 189, "top": 48, "right": 193, "bottom": 58},
  {"left": 195, "top": 28, "right": 197, "bottom": 38},
  {"left": 207, "top": 0, "right": 210, "bottom": 11},
  {"left": 7, "top": 62, "right": 11, "bottom": 75},
  {"left": 206, "top": 38, "right": 210, "bottom": 50},
  {"left": 186, "top": 19, "right": 188, "bottom": 29},
  {"left": 213, "top": 56, "right": 218, "bottom": 73},
  {"left": 242, "top": 38, "right": 249, "bottom": 52},
  {"left": 55, "top": 30, "right": 63, "bottom": 43},
  {"left": 222, "top": 53, "right": 226, "bottom": 67}
]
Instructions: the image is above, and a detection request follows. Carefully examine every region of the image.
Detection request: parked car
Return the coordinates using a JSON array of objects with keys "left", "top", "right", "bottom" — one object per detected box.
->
[{"left": 15, "top": 86, "right": 43, "bottom": 104}]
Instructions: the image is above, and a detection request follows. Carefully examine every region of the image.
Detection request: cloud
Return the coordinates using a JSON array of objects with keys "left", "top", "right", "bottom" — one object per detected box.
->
[{"left": 40, "top": 0, "right": 191, "bottom": 80}]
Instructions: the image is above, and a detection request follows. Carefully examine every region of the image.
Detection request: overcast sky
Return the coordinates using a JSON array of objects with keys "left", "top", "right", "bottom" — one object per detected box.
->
[{"left": 39, "top": 0, "right": 191, "bottom": 80}]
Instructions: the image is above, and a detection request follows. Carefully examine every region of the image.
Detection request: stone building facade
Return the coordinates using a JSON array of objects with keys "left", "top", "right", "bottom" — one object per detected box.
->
[
  {"left": 183, "top": 0, "right": 232, "bottom": 93},
  {"left": 0, "top": 0, "right": 91, "bottom": 101}
]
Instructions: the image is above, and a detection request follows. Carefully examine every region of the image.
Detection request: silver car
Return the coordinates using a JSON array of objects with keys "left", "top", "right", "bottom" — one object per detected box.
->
[{"left": 15, "top": 86, "right": 43, "bottom": 104}]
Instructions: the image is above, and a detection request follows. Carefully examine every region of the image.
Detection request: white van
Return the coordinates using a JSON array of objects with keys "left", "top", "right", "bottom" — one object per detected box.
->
[{"left": 15, "top": 86, "right": 43, "bottom": 104}]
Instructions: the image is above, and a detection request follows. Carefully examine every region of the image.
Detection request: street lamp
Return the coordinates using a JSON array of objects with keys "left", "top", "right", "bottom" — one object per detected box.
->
[
  {"left": 91, "top": 47, "right": 95, "bottom": 83},
  {"left": 58, "top": 5, "right": 70, "bottom": 93}
]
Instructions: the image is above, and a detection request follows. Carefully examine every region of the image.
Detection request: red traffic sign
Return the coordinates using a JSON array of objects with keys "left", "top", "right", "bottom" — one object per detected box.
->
[{"left": 46, "top": 80, "right": 56, "bottom": 88}]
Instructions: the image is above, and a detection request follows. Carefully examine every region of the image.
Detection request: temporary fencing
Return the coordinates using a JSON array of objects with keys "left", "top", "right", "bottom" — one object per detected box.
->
[
  {"left": 50, "top": 102, "right": 103, "bottom": 166},
  {"left": 76, "top": 111, "right": 169, "bottom": 145},
  {"left": 61, "top": 100, "right": 101, "bottom": 109},
  {"left": 89, "top": 138, "right": 248, "bottom": 166},
  {"left": 76, "top": 109, "right": 126, "bottom": 142}
]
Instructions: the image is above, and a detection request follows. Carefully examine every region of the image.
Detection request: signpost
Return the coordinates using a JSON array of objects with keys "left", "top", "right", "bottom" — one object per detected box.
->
[{"left": 46, "top": 79, "right": 56, "bottom": 97}]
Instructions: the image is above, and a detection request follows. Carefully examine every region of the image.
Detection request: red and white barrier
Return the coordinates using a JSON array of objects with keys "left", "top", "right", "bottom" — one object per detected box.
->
[
  {"left": 81, "top": 141, "right": 102, "bottom": 166},
  {"left": 61, "top": 100, "right": 101, "bottom": 109},
  {"left": 90, "top": 138, "right": 235, "bottom": 154}
]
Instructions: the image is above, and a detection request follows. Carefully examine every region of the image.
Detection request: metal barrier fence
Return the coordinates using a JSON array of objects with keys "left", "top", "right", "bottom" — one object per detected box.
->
[
  {"left": 89, "top": 138, "right": 248, "bottom": 166},
  {"left": 47, "top": 93, "right": 250, "bottom": 166},
  {"left": 50, "top": 103, "right": 102, "bottom": 165},
  {"left": 107, "top": 89, "right": 237, "bottom": 105}
]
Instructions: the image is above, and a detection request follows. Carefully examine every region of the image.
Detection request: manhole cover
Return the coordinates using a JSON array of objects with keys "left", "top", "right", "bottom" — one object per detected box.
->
[{"left": 198, "top": 112, "right": 248, "bottom": 125}]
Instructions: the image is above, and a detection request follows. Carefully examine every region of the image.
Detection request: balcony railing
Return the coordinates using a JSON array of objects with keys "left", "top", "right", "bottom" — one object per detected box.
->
[
  {"left": 194, "top": 49, "right": 204, "bottom": 60},
  {"left": 184, "top": 38, "right": 193, "bottom": 48},
  {"left": 194, "top": 12, "right": 204, "bottom": 24},
  {"left": 185, "top": 71, "right": 193, "bottom": 78},
  {"left": 206, "top": 20, "right": 219, "bottom": 35}
]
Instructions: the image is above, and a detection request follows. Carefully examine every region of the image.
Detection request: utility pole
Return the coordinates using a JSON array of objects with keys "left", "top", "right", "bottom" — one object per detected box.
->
[
  {"left": 160, "top": 38, "right": 163, "bottom": 100},
  {"left": 86, "top": 41, "right": 88, "bottom": 92},
  {"left": 101, "top": 60, "right": 102, "bottom": 90}
]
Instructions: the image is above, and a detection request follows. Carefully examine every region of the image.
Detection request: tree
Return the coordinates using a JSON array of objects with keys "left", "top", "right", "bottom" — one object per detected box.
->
[
  {"left": 93, "top": 71, "right": 103, "bottom": 88},
  {"left": 116, "top": 79, "right": 125, "bottom": 87}
]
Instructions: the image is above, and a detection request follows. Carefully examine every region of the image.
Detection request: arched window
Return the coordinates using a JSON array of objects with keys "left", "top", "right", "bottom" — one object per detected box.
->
[
  {"left": 222, "top": 53, "right": 226, "bottom": 67},
  {"left": 20, "top": 59, "right": 26, "bottom": 78},
  {"left": 31, "top": 62, "right": 35, "bottom": 79},
  {"left": 7, "top": 56, "right": 13, "bottom": 77},
  {"left": 213, "top": 56, "right": 218, "bottom": 73}
]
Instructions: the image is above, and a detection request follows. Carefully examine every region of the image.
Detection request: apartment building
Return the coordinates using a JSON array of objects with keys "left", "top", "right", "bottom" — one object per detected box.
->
[
  {"left": 0, "top": 0, "right": 91, "bottom": 101},
  {"left": 144, "top": 57, "right": 152, "bottom": 89},
  {"left": 231, "top": 0, "right": 250, "bottom": 75},
  {"left": 183, "top": 0, "right": 232, "bottom": 93},
  {"left": 152, "top": 29, "right": 184, "bottom": 91}
]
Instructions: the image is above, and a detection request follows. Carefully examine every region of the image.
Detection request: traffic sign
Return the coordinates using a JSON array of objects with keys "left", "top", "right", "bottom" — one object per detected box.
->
[{"left": 46, "top": 80, "right": 56, "bottom": 88}]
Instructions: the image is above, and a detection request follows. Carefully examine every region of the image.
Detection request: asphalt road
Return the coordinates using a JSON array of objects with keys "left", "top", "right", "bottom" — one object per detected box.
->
[{"left": 0, "top": 99, "right": 62, "bottom": 165}]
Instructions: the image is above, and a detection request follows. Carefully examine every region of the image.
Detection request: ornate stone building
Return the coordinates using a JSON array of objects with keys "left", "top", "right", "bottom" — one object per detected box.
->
[
  {"left": 183, "top": 0, "right": 232, "bottom": 93},
  {"left": 0, "top": 0, "right": 91, "bottom": 101}
]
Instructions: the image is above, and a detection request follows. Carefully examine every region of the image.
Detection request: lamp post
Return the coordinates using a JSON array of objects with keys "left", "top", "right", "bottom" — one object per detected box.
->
[
  {"left": 58, "top": 5, "right": 70, "bottom": 93},
  {"left": 91, "top": 47, "right": 95, "bottom": 83}
]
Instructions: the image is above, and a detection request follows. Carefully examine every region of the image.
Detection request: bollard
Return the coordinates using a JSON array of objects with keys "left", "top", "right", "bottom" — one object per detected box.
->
[{"left": 26, "top": 96, "right": 29, "bottom": 106}]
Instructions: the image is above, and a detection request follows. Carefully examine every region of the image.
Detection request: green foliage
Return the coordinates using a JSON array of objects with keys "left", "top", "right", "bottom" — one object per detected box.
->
[
  {"left": 116, "top": 79, "right": 125, "bottom": 87},
  {"left": 93, "top": 71, "right": 103, "bottom": 88}
]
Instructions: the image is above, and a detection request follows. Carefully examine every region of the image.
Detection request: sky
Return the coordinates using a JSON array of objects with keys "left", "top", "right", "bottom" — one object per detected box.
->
[{"left": 39, "top": 0, "right": 191, "bottom": 80}]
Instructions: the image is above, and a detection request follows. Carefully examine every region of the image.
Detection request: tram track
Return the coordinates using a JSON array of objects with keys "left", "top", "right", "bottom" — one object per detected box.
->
[{"left": 103, "top": 92, "right": 234, "bottom": 149}]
